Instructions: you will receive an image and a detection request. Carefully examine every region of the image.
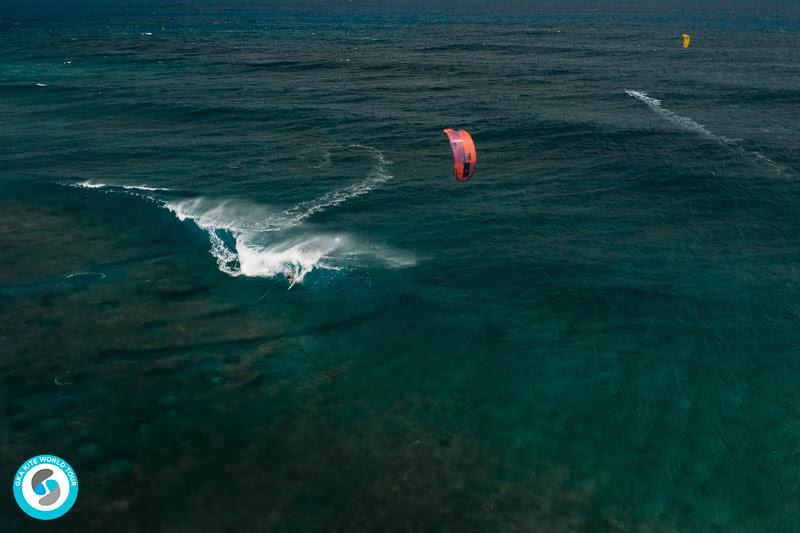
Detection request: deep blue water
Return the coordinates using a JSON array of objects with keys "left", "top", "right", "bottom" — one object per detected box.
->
[{"left": 2, "top": 2, "right": 800, "bottom": 530}]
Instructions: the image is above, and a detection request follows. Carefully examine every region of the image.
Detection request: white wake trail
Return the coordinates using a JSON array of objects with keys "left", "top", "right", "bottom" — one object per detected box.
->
[
  {"left": 625, "top": 90, "right": 736, "bottom": 145},
  {"left": 281, "top": 145, "right": 392, "bottom": 227},
  {"left": 626, "top": 90, "right": 785, "bottom": 173}
]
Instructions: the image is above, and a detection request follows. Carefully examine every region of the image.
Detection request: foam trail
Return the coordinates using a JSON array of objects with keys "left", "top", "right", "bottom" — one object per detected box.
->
[
  {"left": 625, "top": 90, "right": 736, "bottom": 144},
  {"left": 626, "top": 90, "right": 786, "bottom": 173},
  {"left": 282, "top": 145, "right": 392, "bottom": 227}
]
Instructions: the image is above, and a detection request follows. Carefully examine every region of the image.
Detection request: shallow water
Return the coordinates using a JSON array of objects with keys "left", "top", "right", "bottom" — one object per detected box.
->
[{"left": 2, "top": 1, "right": 800, "bottom": 530}]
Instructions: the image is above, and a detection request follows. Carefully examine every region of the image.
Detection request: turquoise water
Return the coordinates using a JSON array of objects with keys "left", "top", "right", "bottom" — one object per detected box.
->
[{"left": 2, "top": 2, "right": 800, "bottom": 530}]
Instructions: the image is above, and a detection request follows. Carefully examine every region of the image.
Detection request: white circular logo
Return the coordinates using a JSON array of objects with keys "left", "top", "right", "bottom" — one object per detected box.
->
[{"left": 13, "top": 455, "right": 78, "bottom": 520}]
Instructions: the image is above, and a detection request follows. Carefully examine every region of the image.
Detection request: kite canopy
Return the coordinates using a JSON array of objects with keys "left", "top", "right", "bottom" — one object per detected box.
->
[
  {"left": 442, "top": 128, "right": 476, "bottom": 181},
  {"left": 682, "top": 33, "right": 691, "bottom": 48}
]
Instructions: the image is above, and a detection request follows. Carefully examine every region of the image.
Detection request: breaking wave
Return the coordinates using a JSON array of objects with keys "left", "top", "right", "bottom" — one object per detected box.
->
[
  {"left": 165, "top": 145, "right": 412, "bottom": 283},
  {"left": 63, "top": 146, "right": 411, "bottom": 285}
]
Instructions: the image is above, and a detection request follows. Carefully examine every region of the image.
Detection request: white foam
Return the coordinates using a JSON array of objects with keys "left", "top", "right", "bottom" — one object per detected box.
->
[
  {"left": 35, "top": 83, "right": 47, "bottom": 87},
  {"left": 166, "top": 198, "right": 414, "bottom": 282},
  {"left": 73, "top": 180, "right": 107, "bottom": 189},
  {"left": 72, "top": 180, "right": 170, "bottom": 191},
  {"left": 167, "top": 197, "right": 283, "bottom": 231},
  {"left": 237, "top": 234, "right": 345, "bottom": 281},
  {"left": 166, "top": 197, "right": 336, "bottom": 279},
  {"left": 208, "top": 228, "right": 241, "bottom": 276},
  {"left": 235, "top": 234, "right": 413, "bottom": 282},
  {"left": 121, "top": 184, "right": 171, "bottom": 192}
]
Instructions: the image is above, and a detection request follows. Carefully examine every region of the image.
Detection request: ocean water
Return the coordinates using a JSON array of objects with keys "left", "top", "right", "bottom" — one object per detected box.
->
[{"left": 2, "top": 1, "right": 800, "bottom": 530}]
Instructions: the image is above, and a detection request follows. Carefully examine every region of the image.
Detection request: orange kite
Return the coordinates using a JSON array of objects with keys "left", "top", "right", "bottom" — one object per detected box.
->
[{"left": 443, "top": 128, "right": 477, "bottom": 181}]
